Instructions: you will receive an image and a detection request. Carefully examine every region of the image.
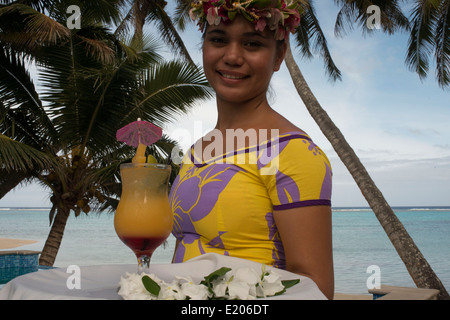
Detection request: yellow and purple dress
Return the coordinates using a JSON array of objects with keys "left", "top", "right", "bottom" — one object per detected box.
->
[{"left": 169, "top": 131, "right": 332, "bottom": 269}]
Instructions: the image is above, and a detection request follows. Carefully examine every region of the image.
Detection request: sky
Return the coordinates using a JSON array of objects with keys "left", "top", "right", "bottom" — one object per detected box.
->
[{"left": 1, "top": 2, "right": 449, "bottom": 208}]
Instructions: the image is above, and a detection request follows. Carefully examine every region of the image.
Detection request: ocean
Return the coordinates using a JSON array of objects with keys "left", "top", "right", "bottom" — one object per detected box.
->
[{"left": 1, "top": 206, "right": 449, "bottom": 294}]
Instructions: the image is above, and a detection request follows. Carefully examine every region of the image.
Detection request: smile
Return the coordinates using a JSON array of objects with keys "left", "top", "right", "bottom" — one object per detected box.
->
[{"left": 217, "top": 71, "right": 248, "bottom": 80}]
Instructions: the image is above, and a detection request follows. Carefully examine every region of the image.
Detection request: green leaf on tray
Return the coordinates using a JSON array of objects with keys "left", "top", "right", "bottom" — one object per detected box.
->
[
  {"left": 200, "top": 266, "right": 232, "bottom": 294},
  {"left": 142, "top": 275, "right": 161, "bottom": 296},
  {"left": 282, "top": 279, "right": 300, "bottom": 289}
]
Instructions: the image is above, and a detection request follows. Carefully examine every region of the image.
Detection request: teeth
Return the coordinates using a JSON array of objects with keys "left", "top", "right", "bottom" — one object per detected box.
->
[{"left": 221, "top": 73, "right": 245, "bottom": 80}]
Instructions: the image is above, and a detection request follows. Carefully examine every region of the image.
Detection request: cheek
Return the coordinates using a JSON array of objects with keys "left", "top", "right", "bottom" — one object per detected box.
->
[
  {"left": 252, "top": 55, "right": 278, "bottom": 79},
  {"left": 202, "top": 48, "right": 218, "bottom": 81}
]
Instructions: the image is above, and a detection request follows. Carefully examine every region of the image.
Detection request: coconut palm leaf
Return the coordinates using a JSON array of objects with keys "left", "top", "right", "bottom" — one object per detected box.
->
[
  {"left": 125, "top": 60, "right": 213, "bottom": 126},
  {"left": 0, "top": 133, "right": 54, "bottom": 172},
  {"left": 147, "top": 2, "right": 195, "bottom": 64},
  {"left": 0, "top": 47, "right": 58, "bottom": 150},
  {"left": 0, "top": 3, "right": 70, "bottom": 53},
  {"left": 295, "top": 0, "right": 342, "bottom": 81},
  {"left": 36, "top": 26, "right": 134, "bottom": 152},
  {"left": 116, "top": 0, "right": 194, "bottom": 64},
  {"left": 0, "top": 0, "right": 51, "bottom": 12},
  {"left": 406, "top": 0, "right": 439, "bottom": 81},
  {"left": 172, "top": 0, "right": 192, "bottom": 32},
  {"left": 434, "top": 0, "right": 449, "bottom": 87},
  {"left": 407, "top": 0, "right": 449, "bottom": 88},
  {"left": 0, "top": 168, "right": 31, "bottom": 199},
  {"left": 333, "top": 0, "right": 409, "bottom": 36}
]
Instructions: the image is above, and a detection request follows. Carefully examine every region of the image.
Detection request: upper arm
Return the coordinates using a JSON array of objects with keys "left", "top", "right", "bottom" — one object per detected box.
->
[{"left": 273, "top": 205, "right": 334, "bottom": 299}]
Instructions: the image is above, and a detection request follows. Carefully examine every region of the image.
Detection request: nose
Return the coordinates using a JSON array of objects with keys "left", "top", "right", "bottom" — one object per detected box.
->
[{"left": 222, "top": 42, "right": 244, "bottom": 67}]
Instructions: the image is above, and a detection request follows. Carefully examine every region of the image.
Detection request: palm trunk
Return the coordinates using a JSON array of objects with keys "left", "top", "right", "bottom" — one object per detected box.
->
[
  {"left": 38, "top": 207, "right": 70, "bottom": 267},
  {"left": 284, "top": 45, "right": 449, "bottom": 300}
]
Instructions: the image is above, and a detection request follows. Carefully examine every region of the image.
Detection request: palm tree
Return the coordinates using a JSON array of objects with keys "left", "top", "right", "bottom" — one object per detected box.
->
[
  {"left": 115, "top": 0, "right": 195, "bottom": 64},
  {"left": 171, "top": 0, "right": 449, "bottom": 299},
  {"left": 287, "top": 0, "right": 448, "bottom": 299},
  {"left": 0, "top": 0, "right": 213, "bottom": 266}
]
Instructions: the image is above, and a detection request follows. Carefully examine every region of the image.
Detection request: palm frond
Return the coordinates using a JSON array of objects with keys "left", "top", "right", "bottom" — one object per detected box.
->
[
  {"left": 0, "top": 168, "right": 32, "bottom": 199},
  {"left": 295, "top": 1, "right": 342, "bottom": 81},
  {"left": 73, "top": 26, "right": 118, "bottom": 65},
  {"left": 77, "top": 33, "right": 165, "bottom": 155},
  {"left": 147, "top": 2, "right": 195, "bottom": 65},
  {"left": 434, "top": 0, "right": 449, "bottom": 88},
  {"left": 406, "top": 0, "right": 437, "bottom": 80},
  {"left": 334, "top": 0, "right": 410, "bottom": 37},
  {"left": 0, "top": 1, "right": 52, "bottom": 13},
  {"left": 0, "top": 3, "right": 70, "bottom": 53},
  {"left": 173, "top": 0, "right": 193, "bottom": 32},
  {"left": 123, "top": 60, "right": 213, "bottom": 126},
  {"left": 0, "top": 47, "right": 57, "bottom": 148},
  {"left": 40, "top": 0, "right": 124, "bottom": 27},
  {"left": 0, "top": 134, "right": 55, "bottom": 172}
]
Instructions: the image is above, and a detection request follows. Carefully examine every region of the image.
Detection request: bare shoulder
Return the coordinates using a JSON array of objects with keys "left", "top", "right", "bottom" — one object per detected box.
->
[{"left": 269, "top": 110, "right": 304, "bottom": 135}]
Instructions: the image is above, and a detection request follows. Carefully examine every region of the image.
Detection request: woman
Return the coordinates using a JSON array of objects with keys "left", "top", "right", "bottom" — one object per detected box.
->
[{"left": 169, "top": 0, "right": 334, "bottom": 299}]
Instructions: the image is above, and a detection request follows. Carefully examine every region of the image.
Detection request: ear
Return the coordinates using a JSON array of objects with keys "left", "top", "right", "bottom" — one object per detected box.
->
[{"left": 273, "top": 41, "right": 287, "bottom": 72}]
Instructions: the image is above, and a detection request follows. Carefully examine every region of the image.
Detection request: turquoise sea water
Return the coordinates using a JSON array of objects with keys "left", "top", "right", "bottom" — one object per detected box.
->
[{"left": 1, "top": 206, "right": 449, "bottom": 294}]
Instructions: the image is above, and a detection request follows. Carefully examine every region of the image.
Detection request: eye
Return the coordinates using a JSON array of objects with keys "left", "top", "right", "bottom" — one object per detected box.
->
[
  {"left": 207, "top": 37, "right": 227, "bottom": 45},
  {"left": 244, "top": 41, "right": 263, "bottom": 48}
]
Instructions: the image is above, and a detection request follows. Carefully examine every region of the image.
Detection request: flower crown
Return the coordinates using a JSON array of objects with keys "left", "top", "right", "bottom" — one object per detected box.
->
[{"left": 189, "top": 0, "right": 303, "bottom": 41}]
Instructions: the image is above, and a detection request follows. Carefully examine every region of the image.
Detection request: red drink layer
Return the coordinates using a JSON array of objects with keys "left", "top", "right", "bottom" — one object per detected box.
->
[{"left": 119, "top": 236, "right": 167, "bottom": 258}]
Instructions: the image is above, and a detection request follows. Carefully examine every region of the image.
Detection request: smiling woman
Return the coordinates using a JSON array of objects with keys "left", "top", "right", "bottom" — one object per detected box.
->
[
  {"left": 202, "top": 20, "right": 285, "bottom": 108},
  {"left": 169, "top": 1, "right": 335, "bottom": 300}
]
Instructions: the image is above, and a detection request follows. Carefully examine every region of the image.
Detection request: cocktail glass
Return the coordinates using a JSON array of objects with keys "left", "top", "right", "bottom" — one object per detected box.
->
[{"left": 114, "top": 163, "right": 173, "bottom": 274}]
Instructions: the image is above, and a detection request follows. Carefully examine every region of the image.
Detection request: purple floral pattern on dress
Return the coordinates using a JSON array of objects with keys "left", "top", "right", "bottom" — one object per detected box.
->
[
  {"left": 265, "top": 212, "right": 286, "bottom": 269},
  {"left": 275, "top": 170, "right": 301, "bottom": 204},
  {"left": 169, "top": 132, "right": 332, "bottom": 266},
  {"left": 169, "top": 163, "right": 243, "bottom": 262},
  {"left": 320, "top": 162, "right": 332, "bottom": 200}
]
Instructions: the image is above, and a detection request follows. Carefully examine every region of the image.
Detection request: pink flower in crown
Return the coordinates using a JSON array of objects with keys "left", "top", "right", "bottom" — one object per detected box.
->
[
  {"left": 207, "top": 6, "right": 222, "bottom": 25},
  {"left": 204, "top": 0, "right": 229, "bottom": 26},
  {"left": 255, "top": 18, "right": 266, "bottom": 32},
  {"left": 267, "top": 8, "right": 282, "bottom": 31},
  {"left": 284, "top": 9, "right": 301, "bottom": 33}
]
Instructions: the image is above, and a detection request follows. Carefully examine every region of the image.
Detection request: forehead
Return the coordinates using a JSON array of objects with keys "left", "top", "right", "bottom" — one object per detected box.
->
[{"left": 205, "top": 15, "right": 272, "bottom": 39}]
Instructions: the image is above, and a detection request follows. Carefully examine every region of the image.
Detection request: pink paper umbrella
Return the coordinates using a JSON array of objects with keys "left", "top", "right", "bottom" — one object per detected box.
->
[{"left": 116, "top": 118, "right": 162, "bottom": 147}]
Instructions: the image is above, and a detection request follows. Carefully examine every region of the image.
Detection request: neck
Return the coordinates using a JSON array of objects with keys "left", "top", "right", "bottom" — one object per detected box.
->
[{"left": 214, "top": 95, "right": 272, "bottom": 131}]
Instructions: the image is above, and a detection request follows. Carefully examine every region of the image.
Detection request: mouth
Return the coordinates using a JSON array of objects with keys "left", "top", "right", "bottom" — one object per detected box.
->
[{"left": 217, "top": 70, "right": 249, "bottom": 80}]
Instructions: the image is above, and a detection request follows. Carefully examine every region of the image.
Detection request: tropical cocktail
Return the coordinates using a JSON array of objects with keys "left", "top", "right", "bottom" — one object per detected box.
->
[{"left": 114, "top": 162, "right": 172, "bottom": 273}]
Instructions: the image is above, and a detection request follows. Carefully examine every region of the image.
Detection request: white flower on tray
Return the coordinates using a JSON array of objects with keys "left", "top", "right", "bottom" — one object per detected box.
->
[{"left": 117, "top": 264, "right": 300, "bottom": 300}]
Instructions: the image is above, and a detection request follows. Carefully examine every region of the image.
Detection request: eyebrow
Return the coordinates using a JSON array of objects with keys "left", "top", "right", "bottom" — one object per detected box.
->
[{"left": 206, "top": 29, "right": 268, "bottom": 39}]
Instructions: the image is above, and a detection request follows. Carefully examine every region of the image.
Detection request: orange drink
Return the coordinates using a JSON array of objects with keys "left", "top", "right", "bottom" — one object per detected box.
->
[{"left": 114, "top": 163, "right": 172, "bottom": 273}]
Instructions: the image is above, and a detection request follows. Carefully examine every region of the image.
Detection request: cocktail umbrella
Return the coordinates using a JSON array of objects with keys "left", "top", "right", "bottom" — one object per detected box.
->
[
  {"left": 116, "top": 118, "right": 162, "bottom": 148},
  {"left": 116, "top": 118, "right": 163, "bottom": 163}
]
